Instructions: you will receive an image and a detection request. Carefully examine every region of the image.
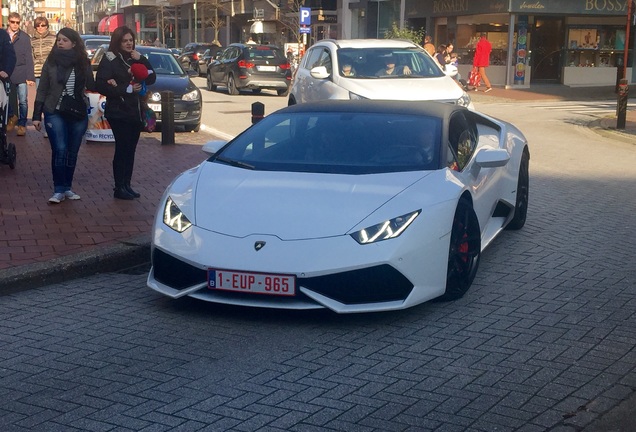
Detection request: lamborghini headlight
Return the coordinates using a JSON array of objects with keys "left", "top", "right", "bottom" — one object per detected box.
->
[
  {"left": 350, "top": 210, "right": 420, "bottom": 244},
  {"left": 182, "top": 90, "right": 200, "bottom": 102},
  {"left": 163, "top": 197, "right": 192, "bottom": 233}
]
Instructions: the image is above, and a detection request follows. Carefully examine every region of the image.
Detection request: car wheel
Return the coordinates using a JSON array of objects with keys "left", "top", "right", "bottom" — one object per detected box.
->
[
  {"left": 439, "top": 197, "right": 481, "bottom": 301},
  {"left": 252, "top": 89, "right": 262, "bottom": 94},
  {"left": 506, "top": 149, "right": 529, "bottom": 230},
  {"left": 277, "top": 87, "right": 289, "bottom": 96},
  {"left": 227, "top": 75, "right": 239, "bottom": 95},
  {"left": 206, "top": 73, "right": 216, "bottom": 91}
]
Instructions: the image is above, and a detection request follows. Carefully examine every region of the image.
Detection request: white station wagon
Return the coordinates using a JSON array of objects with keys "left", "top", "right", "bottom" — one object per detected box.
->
[{"left": 288, "top": 39, "right": 473, "bottom": 109}]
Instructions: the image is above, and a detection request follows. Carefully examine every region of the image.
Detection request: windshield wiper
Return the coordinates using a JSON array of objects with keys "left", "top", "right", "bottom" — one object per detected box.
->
[{"left": 214, "top": 156, "right": 255, "bottom": 170}]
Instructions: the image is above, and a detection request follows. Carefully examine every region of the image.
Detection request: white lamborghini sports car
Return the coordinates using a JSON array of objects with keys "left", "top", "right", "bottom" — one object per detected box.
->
[{"left": 148, "top": 100, "right": 529, "bottom": 313}]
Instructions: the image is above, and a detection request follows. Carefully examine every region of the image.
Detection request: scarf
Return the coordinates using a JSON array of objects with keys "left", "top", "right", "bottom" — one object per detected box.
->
[{"left": 52, "top": 49, "right": 79, "bottom": 84}]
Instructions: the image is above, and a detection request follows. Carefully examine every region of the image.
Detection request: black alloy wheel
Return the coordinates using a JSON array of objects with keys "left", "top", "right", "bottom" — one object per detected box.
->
[
  {"left": 440, "top": 197, "right": 481, "bottom": 301},
  {"left": 227, "top": 75, "right": 239, "bottom": 95},
  {"left": 506, "top": 149, "right": 529, "bottom": 230}
]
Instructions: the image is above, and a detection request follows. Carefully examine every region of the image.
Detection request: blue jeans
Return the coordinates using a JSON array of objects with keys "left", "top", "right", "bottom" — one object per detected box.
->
[
  {"left": 8, "top": 82, "right": 28, "bottom": 126},
  {"left": 44, "top": 112, "right": 88, "bottom": 193}
]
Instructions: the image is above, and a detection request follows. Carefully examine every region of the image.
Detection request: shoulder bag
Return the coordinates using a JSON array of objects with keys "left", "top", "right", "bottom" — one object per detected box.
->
[{"left": 59, "top": 89, "right": 87, "bottom": 120}]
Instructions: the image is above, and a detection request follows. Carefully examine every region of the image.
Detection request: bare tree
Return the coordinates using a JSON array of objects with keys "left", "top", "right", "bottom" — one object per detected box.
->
[
  {"left": 200, "top": 0, "right": 230, "bottom": 45},
  {"left": 277, "top": 0, "right": 306, "bottom": 47}
]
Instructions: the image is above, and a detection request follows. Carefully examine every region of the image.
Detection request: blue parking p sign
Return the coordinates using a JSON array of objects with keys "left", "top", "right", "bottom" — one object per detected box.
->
[{"left": 300, "top": 7, "right": 311, "bottom": 25}]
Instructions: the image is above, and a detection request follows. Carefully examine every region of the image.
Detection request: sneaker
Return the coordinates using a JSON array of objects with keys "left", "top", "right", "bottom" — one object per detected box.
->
[
  {"left": 48, "top": 193, "right": 65, "bottom": 204},
  {"left": 484, "top": 87, "right": 493, "bottom": 93},
  {"left": 7, "top": 115, "right": 17, "bottom": 131},
  {"left": 64, "top": 190, "right": 81, "bottom": 200},
  {"left": 43, "top": 131, "right": 48, "bottom": 138},
  {"left": 17, "top": 125, "right": 26, "bottom": 136}
]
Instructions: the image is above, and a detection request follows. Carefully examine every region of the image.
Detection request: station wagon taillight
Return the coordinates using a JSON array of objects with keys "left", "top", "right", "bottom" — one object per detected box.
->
[
  {"left": 280, "top": 63, "right": 291, "bottom": 70},
  {"left": 238, "top": 60, "right": 255, "bottom": 69}
]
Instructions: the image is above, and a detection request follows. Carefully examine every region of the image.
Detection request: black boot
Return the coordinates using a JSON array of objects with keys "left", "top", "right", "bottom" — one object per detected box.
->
[
  {"left": 125, "top": 184, "right": 141, "bottom": 198},
  {"left": 114, "top": 186, "right": 135, "bottom": 200}
]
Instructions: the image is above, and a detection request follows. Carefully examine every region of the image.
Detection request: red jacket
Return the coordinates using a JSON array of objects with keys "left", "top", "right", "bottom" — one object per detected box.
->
[{"left": 473, "top": 37, "right": 492, "bottom": 67}]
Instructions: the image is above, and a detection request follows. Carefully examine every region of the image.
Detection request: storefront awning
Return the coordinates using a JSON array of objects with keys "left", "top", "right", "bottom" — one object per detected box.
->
[
  {"left": 108, "top": 14, "right": 124, "bottom": 33},
  {"left": 250, "top": 21, "right": 275, "bottom": 34},
  {"left": 97, "top": 16, "right": 109, "bottom": 34}
]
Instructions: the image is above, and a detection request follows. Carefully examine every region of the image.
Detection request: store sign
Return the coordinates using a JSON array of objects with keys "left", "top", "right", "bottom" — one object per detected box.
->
[
  {"left": 410, "top": 0, "right": 628, "bottom": 16},
  {"left": 510, "top": 0, "right": 628, "bottom": 15}
]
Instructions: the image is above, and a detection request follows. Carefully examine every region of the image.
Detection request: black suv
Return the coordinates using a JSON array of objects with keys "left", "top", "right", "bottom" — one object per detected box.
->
[
  {"left": 206, "top": 43, "right": 291, "bottom": 96},
  {"left": 177, "top": 43, "right": 222, "bottom": 76}
]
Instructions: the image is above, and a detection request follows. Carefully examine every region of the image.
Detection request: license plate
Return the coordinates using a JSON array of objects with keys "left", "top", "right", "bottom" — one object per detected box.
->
[
  {"left": 148, "top": 103, "right": 161, "bottom": 112},
  {"left": 208, "top": 268, "right": 296, "bottom": 296},
  {"left": 257, "top": 65, "right": 276, "bottom": 72}
]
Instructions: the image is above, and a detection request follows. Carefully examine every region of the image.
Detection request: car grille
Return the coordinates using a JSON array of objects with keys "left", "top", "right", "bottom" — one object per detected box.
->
[
  {"left": 153, "top": 248, "right": 207, "bottom": 290},
  {"left": 156, "top": 112, "right": 189, "bottom": 121},
  {"left": 153, "top": 250, "right": 414, "bottom": 305},
  {"left": 299, "top": 265, "right": 413, "bottom": 304}
]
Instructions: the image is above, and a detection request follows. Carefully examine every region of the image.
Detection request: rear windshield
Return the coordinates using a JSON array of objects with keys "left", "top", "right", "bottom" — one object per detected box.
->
[{"left": 247, "top": 46, "right": 286, "bottom": 62}]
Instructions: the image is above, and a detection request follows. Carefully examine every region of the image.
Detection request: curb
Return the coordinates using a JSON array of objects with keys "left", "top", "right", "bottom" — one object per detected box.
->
[
  {"left": 0, "top": 236, "right": 151, "bottom": 296},
  {"left": 588, "top": 117, "right": 636, "bottom": 145}
]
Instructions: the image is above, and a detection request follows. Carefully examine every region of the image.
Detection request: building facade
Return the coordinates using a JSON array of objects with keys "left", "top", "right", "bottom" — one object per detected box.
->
[{"left": 73, "top": 0, "right": 633, "bottom": 86}]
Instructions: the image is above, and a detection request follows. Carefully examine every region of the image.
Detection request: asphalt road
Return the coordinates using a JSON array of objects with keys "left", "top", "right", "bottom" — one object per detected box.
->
[{"left": 1, "top": 91, "right": 635, "bottom": 431}]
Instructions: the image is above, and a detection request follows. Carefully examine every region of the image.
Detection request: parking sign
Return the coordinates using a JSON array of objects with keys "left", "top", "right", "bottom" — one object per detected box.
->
[{"left": 300, "top": 7, "right": 311, "bottom": 25}]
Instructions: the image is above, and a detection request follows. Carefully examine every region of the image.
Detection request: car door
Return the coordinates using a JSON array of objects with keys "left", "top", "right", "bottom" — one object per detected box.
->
[
  {"left": 448, "top": 111, "right": 507, "bottom": 233},
  {"left": 222, "top": 47, "right": 241, "bottom": 82},
  {"left": 297, "top": 47, "right": 335, "bottom": 103},
  {"left": 212, "top": 47, "right": 234, "bottom": 84}
]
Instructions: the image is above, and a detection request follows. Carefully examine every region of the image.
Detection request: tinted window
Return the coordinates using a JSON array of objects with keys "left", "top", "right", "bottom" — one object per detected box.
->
[
  {"left": 246, "top": 46, "right": 285, "bottom": 62},
  {"left": 144, "top": 52, "right": 185, "bottom": 75},
  {"left": 447, "top": 111, "right": 478, "bottom": 171},
  {"left": 217, "top": 111, "right": 441, "bottom": 174}
]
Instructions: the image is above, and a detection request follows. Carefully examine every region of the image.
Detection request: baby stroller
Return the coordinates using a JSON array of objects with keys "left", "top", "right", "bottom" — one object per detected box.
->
[{"left": 0, "top": 80, "right": 15, "bottom": 169}]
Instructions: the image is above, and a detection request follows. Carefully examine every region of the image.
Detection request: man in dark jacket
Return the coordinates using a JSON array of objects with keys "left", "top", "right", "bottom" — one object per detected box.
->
[
  {"left": 0, "top": 27, "right": 16, "bottom": 82},
  {"left": 7, "top": 12, "right": 35, "bottom": 136}
]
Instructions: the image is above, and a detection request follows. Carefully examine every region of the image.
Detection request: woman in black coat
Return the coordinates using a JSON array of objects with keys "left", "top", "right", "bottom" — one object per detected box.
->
[{"left": 95, "top": 26, "right": 156, "bottom": 200}]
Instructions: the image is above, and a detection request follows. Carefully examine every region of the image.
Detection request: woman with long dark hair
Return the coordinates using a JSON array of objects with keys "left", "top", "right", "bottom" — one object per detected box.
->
[
  {"left": 95, "top": 26, "right": 155, "bottom": 200},
  {"left": 32, "top": 28, "right": 94, "bottom": 204}
]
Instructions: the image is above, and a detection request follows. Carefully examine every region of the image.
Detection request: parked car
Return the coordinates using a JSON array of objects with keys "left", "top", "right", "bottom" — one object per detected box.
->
[
  {"left": 177, "top": 43, "right": 221, "bottom": 76},
  {"left": 288, "top": 39, "right": 472, "bottom": 109},
  {"left": 90, "top": 44, "right": 110, "bottom": 70},
  {"left": 147, "top": 100, "right": 530, "bottom": 312},
  {"left": 81, "top": 34, "right": 111, "bottom": 60},
  {"left": 206, "top": 43, "right": 291, "bottom": 96},
  {"left": 135, "top": 46, "right": 202, "bottom": 132}
]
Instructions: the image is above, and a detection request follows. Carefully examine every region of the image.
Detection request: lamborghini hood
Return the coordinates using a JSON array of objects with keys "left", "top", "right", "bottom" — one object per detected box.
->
[{"left": 193, "top": 164, "right": 429, "bottom": 240}]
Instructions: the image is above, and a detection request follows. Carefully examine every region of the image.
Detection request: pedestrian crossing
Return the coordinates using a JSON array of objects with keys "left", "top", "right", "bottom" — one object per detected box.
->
[{"left": 489, "top": 99, "right": 635, "bottom": 117}]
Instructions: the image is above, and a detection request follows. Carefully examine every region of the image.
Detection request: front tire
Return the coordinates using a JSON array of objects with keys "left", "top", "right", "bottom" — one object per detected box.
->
[
  {"left": 439, "top": 198, "right": 481, "bottom": 301},
  {"left": 227, "top": 75, "right": 239, "bottom": 95},
  {"left": 506, "top": 149, "right": 529, "bottom": 230}
]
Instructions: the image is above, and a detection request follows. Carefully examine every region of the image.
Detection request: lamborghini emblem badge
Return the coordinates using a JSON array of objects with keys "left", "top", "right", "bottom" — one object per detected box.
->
[{"left": 254, "top": 241, "right": 266, "bottom": 251}]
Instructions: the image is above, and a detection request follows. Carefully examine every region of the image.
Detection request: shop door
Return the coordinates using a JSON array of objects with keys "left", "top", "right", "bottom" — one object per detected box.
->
[{"left": 531, "top": 17, "right": 565, "bottom": 82}]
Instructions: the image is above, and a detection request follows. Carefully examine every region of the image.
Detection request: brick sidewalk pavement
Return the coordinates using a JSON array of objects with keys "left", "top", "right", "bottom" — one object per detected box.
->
[{"left": 0, "top": 128, "right": 211, "bottom": 290}]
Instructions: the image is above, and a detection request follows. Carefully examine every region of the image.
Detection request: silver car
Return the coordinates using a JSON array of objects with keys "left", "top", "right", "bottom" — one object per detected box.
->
[{"left": 289, "top": 39, "right": 472, "bottom": 109}]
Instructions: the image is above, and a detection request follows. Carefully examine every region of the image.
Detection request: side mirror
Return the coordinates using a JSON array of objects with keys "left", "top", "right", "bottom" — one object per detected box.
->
[
  {"left": 202, "top": 140, "right": 227, "bottom": 156},
  {"left": 310, "top": 66, "right": 330, "bottom": 79}
]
